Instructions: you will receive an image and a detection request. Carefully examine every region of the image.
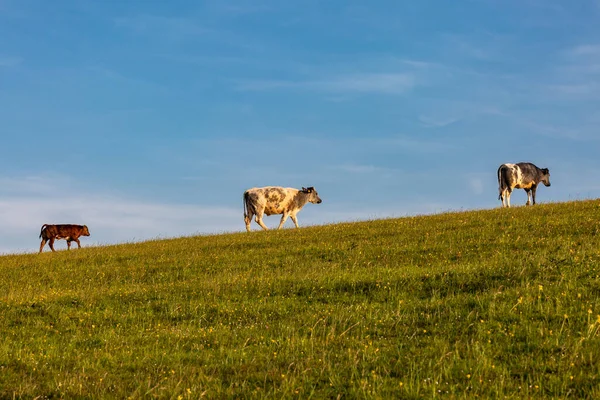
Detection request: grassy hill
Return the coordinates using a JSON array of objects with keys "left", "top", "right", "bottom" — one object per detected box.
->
[{"left": 1, "top": 200, "right": 600, "bottom": 398}]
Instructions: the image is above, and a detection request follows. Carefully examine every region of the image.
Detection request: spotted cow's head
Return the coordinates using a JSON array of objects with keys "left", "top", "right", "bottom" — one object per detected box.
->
[
  {"left": 540, "top": 168, "right": 551, "bottom": 187},
  {"left": 302, "top": 187, "right": 322, "bottom": 204}
]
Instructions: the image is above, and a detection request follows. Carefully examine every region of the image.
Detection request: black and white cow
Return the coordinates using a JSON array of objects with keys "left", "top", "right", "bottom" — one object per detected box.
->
[
  {"left": 243, "top": 186, "right": 322, "bottom": 231},
  {"left": 498, "top": 162, "right": 551, "bottom": 208}
]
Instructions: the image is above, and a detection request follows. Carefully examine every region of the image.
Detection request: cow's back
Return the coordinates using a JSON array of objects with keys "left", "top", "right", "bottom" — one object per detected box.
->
[
  {"left": 40, "top": 224, "right": 86, "bottom": 240},
  {"left": 244, "top": 187, "right": 267, "bottom": 207},
  {"left": 266, "top": 187, "right": 297, "bottom": 215},
  {"left": 515, "top": 163, "right": 537, "bottom": 181},
  {"left": 244, "top": 186, "right": 298, "bottom": 215},
  {"left": 513, "top": 162, "right": 543, "bottom": 189}
]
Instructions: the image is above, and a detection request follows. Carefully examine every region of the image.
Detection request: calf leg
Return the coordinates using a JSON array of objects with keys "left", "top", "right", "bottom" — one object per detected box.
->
[
  {"left": 49, "top": 238, "right": 56, "bottom": 252},
  {"left": 39, "top": 239, "right": 47, "bottom": 253},
  {"left": 277, "top": 212, "right": 290, "bottom": 229},
  {"left": 75, "top": 238, "right": 81, "bottom": 249},
  {"left": 67, "top": 239, "right": 72, "bottom": 250}
]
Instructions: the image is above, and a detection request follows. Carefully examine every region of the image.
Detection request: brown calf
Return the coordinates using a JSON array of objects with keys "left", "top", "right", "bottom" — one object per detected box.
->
[{"left": 39, "top": 224, "right": 90, "bottom": 253}]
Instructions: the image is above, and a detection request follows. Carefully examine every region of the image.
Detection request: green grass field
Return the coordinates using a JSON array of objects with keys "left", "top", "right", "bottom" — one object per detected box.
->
[{"left": 1, "top": 200, "right": 600, "bottom": 398}]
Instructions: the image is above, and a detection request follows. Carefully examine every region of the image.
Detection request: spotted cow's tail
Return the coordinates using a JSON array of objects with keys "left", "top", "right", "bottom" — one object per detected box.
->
[
  {"left": 39, "top": 224, "right": 48, "bottom": 238},
  {"left": 497, "top": 165, "right": 504, "bottom": 200},
  {"left": 243, "top": 191, "right": 252, "bottom": 222}
]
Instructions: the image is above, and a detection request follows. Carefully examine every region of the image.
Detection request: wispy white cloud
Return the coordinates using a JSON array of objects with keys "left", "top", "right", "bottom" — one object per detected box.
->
[
  {"left": 325, "top": 73, "right": 416, "bottom": 94},
  {"left": 86, "top": 66, "right": 168, "bottom": 92},
  {"left": 213, "top": 2, "right": 272, "bottom": 15},
  {"left": 559, "top": 43, "right": 600, "bottom": 73},
  {"left": 382, "top": 136, "right": 458, "bottom": 153},
  {"left": 568, "top": 44, "right": 600, "bottom": 57},
  {"left": 0, "top": 197, "right": 238, "bottom": 234},
  {"left": 0, "top": 175, "right": 66, "bottom": 195},
  {"left": 418, "top": 115, "right": 461, "bottom": 128},
  {"left": 441, "top": 34, "right": 494, "bottom": 61},
  {"left": 333, "top": 164, "right": 388, "bottom": 174},
  {"left": 559, "top": 63, "right": 600, "bottom": 75},
  {"left": 114, "top": 15, "right": 208, "bottom": 37},
  {"left": 510, "top": 116, "right": 591, "bottom": 141},
  {"left": 470, "top": 178, "right": 484, "bottom": 195},
  {"left": 113, "top": 14, "right": 265, "bottom": 51},
  {"left": 399, "top": 59, "right": 441, "bottom": 69},
  {"left": 536, "top": 44, "right": 600, "bottom": 103},
  {"left": 191, "top": 134, "right": 456, "bottom": 160},
  {"left": 0, "top": 198, "right": 243, "bottom": 255},
  {"left": 546, "top": 82, "right": 600, "bottom": 97},
  {"left": 235, "top": 72, "right": 416, "bottom": 94},
  {"left": 547, "top": 42, "right": 600, "bottom": 100},
  {"left": 0, "top": 176, "right": 242, "bottom": 254},
  {"left": 465, "top": 172, "right": 491, "bottom": 196},
  {"left": 0, "top": 55, "right": 22, "bottom": 67}
]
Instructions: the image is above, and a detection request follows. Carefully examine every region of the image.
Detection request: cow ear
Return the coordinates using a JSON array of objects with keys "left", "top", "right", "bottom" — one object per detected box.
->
[{"left": 302, "top": 187, "right": 307, "bottom": 192}]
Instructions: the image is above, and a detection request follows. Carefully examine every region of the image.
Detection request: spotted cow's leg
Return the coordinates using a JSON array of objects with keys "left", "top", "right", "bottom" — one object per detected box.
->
[
  {"left": 277, "top": 212, "right": 290, "bottom": 229},
  {"left": 255, "top": 211, "right": 269, "bottom": 230},
  {"left": 244, "top": 210, "right": 254, "bottom": 232},
  {"left": 290, "top": 214, "right": 299, "bottom": 228},
  {"left": 531, "top": 185, "right": 538, "bottom": 205},
  {"left": 502, "top": 188, "right": 511, "bottom": 208}
]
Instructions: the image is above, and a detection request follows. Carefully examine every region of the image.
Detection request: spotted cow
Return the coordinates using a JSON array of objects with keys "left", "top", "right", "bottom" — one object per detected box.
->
[
  {"left": 498, "top": 162, "right": 551, "bottom": 208},
  {"left": 243, "top": 186, "right": 322, "bottom": 231},
  {"left": 39, "top": 224, "right": 90, "bottom": 253}
]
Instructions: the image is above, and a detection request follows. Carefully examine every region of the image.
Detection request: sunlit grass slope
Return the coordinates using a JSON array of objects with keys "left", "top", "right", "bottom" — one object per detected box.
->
[{"left": 1, "top": 200, "right": 600, "bottom": 398}]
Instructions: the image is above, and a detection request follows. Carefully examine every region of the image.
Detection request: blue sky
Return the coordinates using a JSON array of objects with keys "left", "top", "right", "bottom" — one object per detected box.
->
[{"left": 1, "top": 0, "right": 599, "bottom": 253}]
